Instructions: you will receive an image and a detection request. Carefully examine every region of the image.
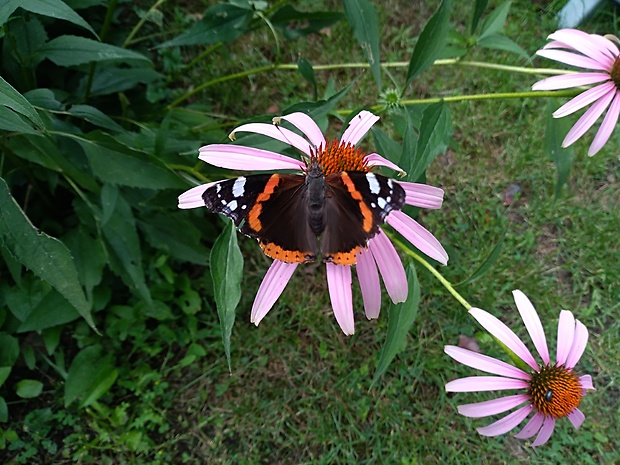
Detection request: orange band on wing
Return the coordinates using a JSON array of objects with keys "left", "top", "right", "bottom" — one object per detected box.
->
[
  {"left": 247, "top": 174, "right": 281, "bottom": 233},
  {"left": 260, "top": 241, "right": 316, "bottom": 263},
  {"left": 324, "top": 247, "right": 362, "bottom": 265},
  {"left": 339, "top": 172, "right": 374, "bottom": 233}
]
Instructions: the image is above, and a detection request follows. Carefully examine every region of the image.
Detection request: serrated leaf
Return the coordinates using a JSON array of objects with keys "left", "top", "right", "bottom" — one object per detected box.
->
[
  {"left": 12, "top": 0, "right": 97, "bottom": 36},
  {"left": 372, "top": 264, "right": 420, "bottom": 385},
  {"left": 298, "top": 58, "right": 317, "bottom": 100},
  {"left": 15, "top": 379, "right": 43, "bottom": 398},
  {"left": 210, "top": 221, "right": 243, "bottom": 372},
  {"left": 0, "top": 179, "right": 94, "bottom": 329},
  {"left": 470, "top": 0, "right": 489, "bottom": 34},
  {"left": 477, "top": 34, "right": 529, "bottom": 60},
  {"left": 406, "top": 0, "right": 451, "bottom": 89},
  {"left": 37, "top": 36, "right": 150, "bottom": 67},
  {"left": 343, "top": 0, "right": 381, "bottom": 89},
  {"left": 544, "top": 99, "right": 575, "bottom": 199},
  {"left": 0, "top": 75, "right": 45, "bottom": 128},
  {"left": 68, "top": 104, "right": 124, "bottom": 132},
  {"left": 478, "top": 1, "right": 511, "bottom": 40},
  {"left": 65, "top": 345, "right": 117, "bottom": 407}
]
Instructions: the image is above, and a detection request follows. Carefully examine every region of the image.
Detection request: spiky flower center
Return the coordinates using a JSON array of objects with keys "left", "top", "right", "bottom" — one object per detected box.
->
[
  {"left": 528, "top": 365, "right": 582, "bottom": 418},
  {"left": 610, "top": 57, "right": 620, "bottom": 89},
  {"left": 310, "top": 139, "right": 369, "bottom": 175}
]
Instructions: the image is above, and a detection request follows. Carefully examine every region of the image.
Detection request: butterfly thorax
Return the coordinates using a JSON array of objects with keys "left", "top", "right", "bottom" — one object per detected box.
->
[{"left": 305, "top": 159, "right": 327, "bottom": 236}]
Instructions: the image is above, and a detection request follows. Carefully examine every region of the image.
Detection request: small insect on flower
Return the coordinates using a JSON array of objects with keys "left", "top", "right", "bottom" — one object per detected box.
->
[
  {"left": 445, "top": 290, "right": 595, "bottom": 446},
  {"left": 179, "top": 111, "right": 448, "bottom": 335}
]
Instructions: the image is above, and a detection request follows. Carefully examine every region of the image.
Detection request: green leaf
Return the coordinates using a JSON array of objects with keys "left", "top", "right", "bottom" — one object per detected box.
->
[
  {"left": 63, "top": 229, "right": 106, "bottom": 304},
  {"left": 457, "top": 234, "right": 506, "bottom": 286},
  {"left": 478, "top": 1, "right": 511, "bottom": 40},
  {"left": 68, "top": 104, "right": 124, "bottom": 132},
  {"left": 298, "top": 57, "right": 317, "bottom": 100},
  {"left": 270, "top": 5, "right": 343, "bottom": 40},
  {"left": 0, "top": 105, "right": 42, "bottom": 134},
  {"left": 15, "top": 379, "right": 43, "bottom": 398},
  {"left": 406, "top": 0, "right": 451, "bottom": 89},
  {"left": 65, "top": 345, "right": 117, "bottom": 407},
  {"left": 0, "top": 333, "right": 19, "bottom": 367},
  {"left": 11, "top": 0, "right": 97, "bottom": 37},
  {"left": 343, "top": 0, "right": 381, "bottom": 89},
  {"left": 0, "top": 396, "right": 7, "bottom": 422},
  {"left": 0, "top": 367, "right": 12, "bottom": 388},
  {"left": 372, "top": 264, "right": 420, "bottom": 385},
  {"left": 470, "top": 0, "right": 489, "bottom": 34},
  {"left": 5, "top": 16, "right": 48, "bottom": 70},
  {"left": 478, "top": 34, "right": 529, "bottom": 60},
  {"left": 407, "top": 102, "right": 452, "bottom": 182},
  {"left": 85, "top": 66, "right": 162, "bottom": 97},
  {"left": 544, "top": 99, "right": 575, "bottom": 199},
  {"left": 0, "top": 75, "right": 45, "bottom": 128},
  {"left": 159, "top": 4, "right": 253, "bottom": 48},
  {"left": 24, "top": 88, "right": 63, "bottom": 110},
  {"left": 210, "top": 221, "right": 243, "bottom": 372},
  {"left": 37, "top": 35, "right": 150, "bottom": 67},
  {"left": 0, "top": 178, "right": 95, "bottom": 329},
  {"left": 371, "top": 127, "right": 402, "bottom": 167}
]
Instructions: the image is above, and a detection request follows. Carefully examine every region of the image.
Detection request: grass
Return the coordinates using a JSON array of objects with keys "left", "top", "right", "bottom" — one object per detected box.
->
[{"left": 2, "top": 0, "right": 620, "bottom": 464}]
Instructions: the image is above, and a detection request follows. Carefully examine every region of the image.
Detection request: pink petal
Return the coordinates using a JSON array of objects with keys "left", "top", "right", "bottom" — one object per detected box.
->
[
  {"left": 364, "top": 152, "right": 406, "bottom": 174},
  {"left": 476, "top": 405, "right": 533, "bottom": 437},
  {"left": 512, "top": 290, "right": 550, "bottom": 365},
  {"left": 444, "top": 346, "right": 531, "bottom": 380},
  {"left": 397, "top": 181, "right": 444, "bottom": 209},
  {"left": 547, "top": 29, "right": 614, "bottom": 67},
  {"left": 468, "top": 308, "right": 539, "bottom": 371},
  {"left": 553, "top": 82, "right": 616, "bottom": 117},
  {"left": 326, "top": 263, "right": 354, "bottom": 335},
  {"left": 386, "top": 211, "right": 448, "bottom": 265},
  {"left": 579, "top": 374, "right": 596, "bottom": 391},
  {"left": 457, "top": 394, "right": 530, "bottom": 418},
  {"left": 514, "top": 412, "right": 545, "bottom": 439},
  {"left": 567, "top": 408, "right": 586, "bottom": 429},
  {"left": 199, "top": 144, "right": 303, "bottom": 171},
  {"left": 589, "top": 90, "right": 620, "bottom": 156},
  {"left": 250, "top": 260, "right": 298, "bottom": 325},
  {"left": 229, "top": 122, "right": 313, "bottom": 156},
  {"left": 367, "top": 231, "right": 408, "bottom": 303},
  {"left": 536, "top": 49, "right": 610, "bottom": 71},
  {"left": 178, "top": 182, "right": 217, "bottom": 209},
  {"left": 355, "top": 248, "right": 381, "bottom": 319},
  {"left": 532, "top": 72, "right": 611, "bottom": 91},
  {"left": 340, "top": 110, "right": 380, "bottom": 145},
  {"left": 565, "top": 319, "right": 589, "bottom": 369},
  {"left": 562, "top": 88, "right": 615, "bottom": 147},
  {"left": 277, "top": 112, "right": 325, "bottom": 149},
  {"left": 531, "top": 416, "right": 556, "bottom": 447},
  {"left": 556, "top": 310, "right": 575, "bottom": 366},
  {"left": 445, "top": 376, "right": 529, "bottom": 393}
]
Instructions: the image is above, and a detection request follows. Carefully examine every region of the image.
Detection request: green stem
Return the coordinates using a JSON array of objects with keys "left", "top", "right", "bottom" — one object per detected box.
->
[{"left": 123, "top": 0, "right": 168, "bottom": 48}]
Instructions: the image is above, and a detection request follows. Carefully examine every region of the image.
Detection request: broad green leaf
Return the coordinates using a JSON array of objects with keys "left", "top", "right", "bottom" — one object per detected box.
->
[
  {"left": 0, "top": 179, "right": 94, "bottom": 329},
  {"left": 68, "top": 104, "right": 124, "bottom": 132},
  {"left": 65, "top": 345, "right": 117, "bottom": 407},
  {"left": 406, "top": 0, "right": 451, "bottom": 89},
  {"left": 37, "top": 36, "right": 150, "bottom": 67},
  {"left": 65, "top": 0, "right": 107, "bottom": 9},
  {"left": 0, "top": 334, "right": 19, "bottom": 367},
  {"left": 5, "top": 16, "right": 48, "bottom": 69},
  {"left": 343, "top": 0, "right": 381, "bottom": 89},
  {"left": 544, "top": 99, "right": 575, "bottom": 199},
  {"left": 457, "top": 234, "right": 506, "bottom": 286},
  {"left": 298, "top": 58, "right": 317, "bottom": 100},
  {"left": 63, "top": 229, "right": 106, "bottom": 303},
  {"left": 372, "top": 264, "right": 420, "bottom": 385},
  {"left": 0, "top": 367, "right": 11, "bottom": 388},
  {"left": 14, "top": 0, "right": 96, "bottom": 36},
  {"left": 470, "top": 0, "right": 489, "bottom": 34},
  {"left": 85, "top": 66, "right": 162, "bottom": 97},
  {"left": 399, "top": 107, "right": 417, "bottom": 173},
  {"left": 0, "top": 396, "right": 7, "bottom": 422},
  {"left": 43, "top": 326, "right": 62, "bottom": 356},
  {"left": 478, "top": 34, "right": 529, "bottom": 60},
  {"left": 371, "top": 127, "right": 402, "bottom": 167},
  {"left": 478, "top": 1, "right": 511, "bottom": 41},
  {"left": 15, "top": 379, "right": 43, "bottom": 398},
  {"left": 210, "top": 221, "right": 243, "bottom": 372},
  {"left": 24, "top": 88, "right": 63, "bottom": 110},
  {"left": 159, "top": 4, "right": 253, "bottom": 48},
  {"left": 0, "top": 76, "right": 45, "bottom": 128},
  {"left": 271, "top": 5, "right": 344, "bottom": 40},
  {"left": 0, "top": 105, "right": 42, "bottom": 134},
  {"left": 407, "top": 102, "right": 452, "bottom": 182}
]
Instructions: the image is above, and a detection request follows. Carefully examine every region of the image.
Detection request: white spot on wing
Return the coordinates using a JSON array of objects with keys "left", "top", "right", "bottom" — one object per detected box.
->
[
  {"left": 377, "top": 197, "right": 387, "bottom": 210},
  {"left": 228, "top": 200, "right": 238, "bottom": 211},
  {"left": 232, "top": 177, "right": 246, "bottom": 197},
  {"left": 366, "top": 173, "right": 380, "bottom": 194}
]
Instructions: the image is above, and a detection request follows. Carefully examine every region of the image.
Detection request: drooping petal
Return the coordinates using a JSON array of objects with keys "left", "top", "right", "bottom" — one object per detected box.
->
[
  {"left": 250, "top": 260, "right": 298, "bottom": 325},
  {"left": 567, "top": 408, "right": 586, "bottom": 429},
  {"left": 445, "top": 376, "right": 529, "bottom": 392},
  {"left": 514, "top": 412, "right": 545, "bottom": 439},
  {"left": 469, "top": 308, "right": 539, "bottom": 371},
  {"left": 229, "top": 122, "right": 315, "bottom": 156},
  {"left": 547, "top": 29, "right": 614, "bottom": 67},
  {"left": 562, "top": 87, "right": 615, "bottom": 147},
  {"left": 340, "top": 110, "right": 380, "bottom": 145},
  {"left": 386, "top": 211, "right": 448, "bottom": 265},
  {"left": 536, "top": 49, "right": 610, "bottom": 71},
  {"left": 532, "top": 72, "right": 610, "bottom": 91},
  {"left": 367, "top": 231, "right": 408, "bottom": 303},
  {"left": 589, "top": 90, "right": 620, "bottom": 156},
  {"left": 199, "top": 144, "right": 303, "bottom": 171},
  {"left": 553, "top": 82, "right": 616, "bottom": 118},
  {"left": 565, "top": 319, "right": 589, "bottom": 369},
  {"left": 397, "top": 181, "right": 444, "bottom": 209},
  {"left": 531, "top": 416, "right": 556, "bottom": 446},
  {"left": 579, "top": 374, "right": 596, "bottom": 391},
  {"left": 512, "top": 290, "right": 550, "bottom": 365},
  {"left": 457, "top": 394, "right": 530, "bottom": 418},
  {"left": 277, "top": 112, "right": 326, "bottom": 149},
  {"left": 178, "top": 182, "right": 217, "bottom": 209},
  {"left": 326, "top": 262, "right": 355, "bottom": 335},
  {"left": 355, "top": 248, "right": 382, "bottom": 319},
  {"left": 556, "top": 310, "right": 576, "bottom": 366},
  {"left": 444, "top": 346, "right": 531, "bottom": 380},
  {"left": 364, "top": 153, "right": 406, "bottom": 174},
  {"left": 476, "top": 405, "right": 533, "bottom": 437}
]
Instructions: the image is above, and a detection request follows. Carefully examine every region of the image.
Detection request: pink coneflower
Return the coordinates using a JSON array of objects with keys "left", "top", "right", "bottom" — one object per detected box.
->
[
  {"left": 532, "top": 28, "right": 620, "bottom": 156},
  {"left": 178, "top": 111, "right": 448, "bottom": 335},
  {"left": 445, "top": 290, "right": 595, "bottom": 446}
]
